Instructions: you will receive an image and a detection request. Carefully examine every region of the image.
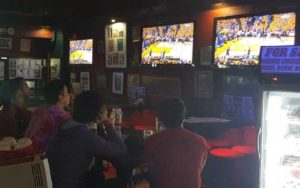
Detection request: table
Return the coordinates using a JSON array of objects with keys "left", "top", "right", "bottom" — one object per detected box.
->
[{"left": 184, "top": 117, "right": 232, "bottom": 139}]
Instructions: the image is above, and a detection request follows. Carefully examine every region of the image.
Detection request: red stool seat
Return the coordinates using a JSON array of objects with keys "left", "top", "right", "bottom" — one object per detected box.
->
[
  {"left": 210, "top": 148, "right": 244, "bottom": 158},
  {"left": 232, "top": 145, "right": 256, "bottom": 154}
]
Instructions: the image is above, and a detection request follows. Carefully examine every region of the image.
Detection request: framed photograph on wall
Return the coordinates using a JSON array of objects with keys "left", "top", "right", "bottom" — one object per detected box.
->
[
  {"left": 0, "top": 37, "right": 12, "bottom": 49},
  {"left": 80, "top": 72, "right": 90, "bottom": 91},
  {"left": 127, "top": 74, "right": 140, "bottom": 96},
  {"left": 105, "top": 22, "right": 127, "bottom": 68},
  {"left": 141, "top": 76, "right": 181, "bottom": 97},
  {"left": 112, "top": 72, "right": 124, "bottom": 94},
  {"left": 194, "top": 71, "right": 213, "bottom": 98},
  {"left": 20, "top": 38, "right": 31, "bottom": 52},
  {"left": 50, "top": 58, "right": 60, "bottom": 79},
  {"left": 200, "top": 46, "right": 212, "bottom": 66}
]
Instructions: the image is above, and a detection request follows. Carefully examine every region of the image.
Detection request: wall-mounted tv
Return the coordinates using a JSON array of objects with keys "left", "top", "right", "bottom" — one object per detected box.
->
[
  {"left": 69, "top": 39, "right": 93, "bottom": 65},
  {"left": 213, "top": 12, "right": 296, "bottom": 68},
  {"left": 260, "top": 45, "right": 300, "bottom": 74},
  {"left": 141, "top": 22, "right": 194, "bottom": 65}
]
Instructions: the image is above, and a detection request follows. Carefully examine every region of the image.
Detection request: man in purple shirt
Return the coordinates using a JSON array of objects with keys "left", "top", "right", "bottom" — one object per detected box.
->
[{"left": 47, "top": 91, "right": 127, "bottom": 188}]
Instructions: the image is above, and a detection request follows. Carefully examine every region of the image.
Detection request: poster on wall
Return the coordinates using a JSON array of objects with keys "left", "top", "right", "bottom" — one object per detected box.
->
[
  {"left": 0, "top": 61, "right": 4, "bottom": 80},
  {"left": 9, "top": 58, "right": 42, "bottom": 79},
  {"left": 20, "top": 38, "right": 31, "bottom": 52},
  {"left": 0, "top": 37, "right": 12, "bottom": 49},
  {"left": 127, "top": 74, "right": 140, "bottom": 96},
  {"left": 141, "top": 76, "right": 181, "bottom": 97},
  {"left": 112, "top": 72, "right": 124, "bottom": 94},
  {"left": 80, "top": 72, "right": 90, "bottom": 91},
  {"left": 194, "top": 71, "right": 213, "bottom": 98},
  {"left": 105, "top": 22, "right": 127, "bottom": 68},
  {"left": 50, "top": 58, "right": 61, "bottom": 79}
]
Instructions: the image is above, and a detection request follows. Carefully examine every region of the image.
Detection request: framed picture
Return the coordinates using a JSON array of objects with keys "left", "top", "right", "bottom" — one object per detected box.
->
[
  {"left": 200, "top": 46, "right": 212, "bottom": 66},
  {"left": 0, "top": 37, "right": 12, "bottom": 49},
  {"left": 96, "top": 74, "right": 107, "bottom": 91},
  {"left": 50, "top": 58, "right": 60, "bottom": 79},
  {"left": 105, "top": 23, "right": 127, "bottom": 68},
  {"left": 127, "top": 74, "right": 140, "bottom": 96},
  {"left": 141, "top": 76, "right": 181, "bottom": 97},
  {"left": 112, "top": 72, "right": 124, "bottom": 94},
  {"left": 80, "top": 72, "right": 90, "bottom": 91},
  {"left": 194, "top": 71, "right": 213, "bottom": 98},
  {"left": 20, "top": 38, "right": 31, "bottom": 52},
  {"left": 0, "top": 61, "right": 4, "bottom": 80}
]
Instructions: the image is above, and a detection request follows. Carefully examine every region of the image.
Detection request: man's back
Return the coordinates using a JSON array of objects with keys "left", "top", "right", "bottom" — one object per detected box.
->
[{"left": 145, "top": 127, "right": 208, "bottom": 188}]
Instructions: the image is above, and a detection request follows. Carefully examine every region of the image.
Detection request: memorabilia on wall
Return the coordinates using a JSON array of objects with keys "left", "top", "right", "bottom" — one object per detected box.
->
[
  {"left": 200, "top": 46, "right": 212, "bottom": 66},
  {"left": 96, "top": 74, "right": 106, "bottom": 91},
  {"left": 0, "top": 37, "right": 12, "bottom": 49},
  {"left": 129, "top": 86, "right": 146, "bottom": 106},
  {"left": 80, "top": 72, "right": 90, "bottom": 91},
  {"left": 9, "top": 58, "right": 42, "bottom": 79},
  {"left": 132, "top": 25, "right": 141, "bottom": 42},
  {"left": 127, "top": 74, "right": 140, "bottom": 96},
  {"left": 20, "top": 38, "right": 31, "bottom": 52},
  {"left": 50, "top": 58, "right": 60, "bottom": 79},
  {"left": 141, "top": 76, "right": 181, "bottom": 97},
  {"left": 0, "top": 61, "right": 4, "bottom": 80},
  {"left": 112, "top": 72, "right": 124, "bottom": 94},
  {"left": 70, "top": 72, "right": 76, "bottom": 83},
  {"left": 105, "top": 22, "right": 127, "bottom": 68},
  {"left": 194, "top": 71, "right": 213, "bottom": 98}
]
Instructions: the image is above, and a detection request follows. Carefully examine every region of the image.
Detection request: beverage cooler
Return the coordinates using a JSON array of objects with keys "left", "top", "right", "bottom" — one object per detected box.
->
[{"left": 259, "top": 90, "right": 300, "bottom": 188}]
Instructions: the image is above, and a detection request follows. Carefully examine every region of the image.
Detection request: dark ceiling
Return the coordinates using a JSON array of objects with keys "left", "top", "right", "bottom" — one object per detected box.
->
[{"left": 0, "top": 0, "right": 298, "bottom": 27}]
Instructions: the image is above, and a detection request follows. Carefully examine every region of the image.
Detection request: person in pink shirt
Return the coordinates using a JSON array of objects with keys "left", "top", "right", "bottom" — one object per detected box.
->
[{"left": 25, "top": 80, "right": 71, "bottom": 150}]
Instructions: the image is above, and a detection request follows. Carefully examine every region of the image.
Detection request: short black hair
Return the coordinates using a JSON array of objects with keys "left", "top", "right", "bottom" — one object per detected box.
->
[
  {"left": 44, "top": 80, "right": 66, "bottom": 104},
  {"left": 1, "top": 79, "right": 23, "bottom": 108},
  {"left": 159, "top": 98, "right": 186, "bottom": 128},
  {"left": 73, "top": 90, "right": 102, "bottom": 123}
]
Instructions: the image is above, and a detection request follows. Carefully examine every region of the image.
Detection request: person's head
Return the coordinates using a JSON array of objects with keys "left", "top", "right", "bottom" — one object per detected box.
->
[
  {"left": 44, "top": 80, "right": 70, "bottom": 108},
  {"left": 73, "top": 90, "right": 102, "bottom": 124},
  {"left": 158, "top": 98, "right": 186, "bottom": 128},
  {"left": 10, "top": 77, "right": 30, "bottom": 97},
  {"left": 1, "top": 80, "right": 25, "bottom": 109}
]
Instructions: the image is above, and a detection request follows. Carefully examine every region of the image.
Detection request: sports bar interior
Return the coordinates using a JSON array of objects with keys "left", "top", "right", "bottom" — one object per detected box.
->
[{"left": 0, "top": 0, "right": 300, "bottom": 188}]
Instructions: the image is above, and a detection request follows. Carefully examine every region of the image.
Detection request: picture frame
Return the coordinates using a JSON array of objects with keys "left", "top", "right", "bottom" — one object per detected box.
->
[
  {"left": 200, "top": 46, "right": 212, "bottom": 66},
  {"left": 194, "top": 71, "right": 213, "bottom": 98},
  {"left": 112, "top": 72, "right": 124, "bottom": 94},
  {"left": 127, "top": 74, "right": 140, "bottom": 96},
  {"left": 20, "top": 38, "right": 31, "bottom": 52},
  {"left": 141, "top": 76, "right": 181, "bottom": 97},
  {"left": 0, "top": 37, "right": 12, "bottom": 49},
  {"left": 80, "top": 72, "right": 90, "bottom": 91},
  {"left": 105, "top": 23, "right": 127, "bottom": 68},
  {"left": 50, "top": 58, "right": 60, "bottom": 79}
]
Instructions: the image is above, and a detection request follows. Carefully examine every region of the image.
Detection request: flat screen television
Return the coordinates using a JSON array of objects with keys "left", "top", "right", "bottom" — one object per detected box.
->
[
  {"left": 213, "top": 12, "right": 296, "bottom": 68},
  {"left": 69, "top": 39, "right": 93, "bottom": 65},
  {"left": 141, "top": 22, "right": 194, "bottom": 65},
  {"left": 260, "top": 45, "right": 300, "bottom": 74}
]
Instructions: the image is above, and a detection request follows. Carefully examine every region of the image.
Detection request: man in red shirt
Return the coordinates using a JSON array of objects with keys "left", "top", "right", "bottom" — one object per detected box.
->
[{"left": 145, "top": 98, "right": 208, "bottom": 188}]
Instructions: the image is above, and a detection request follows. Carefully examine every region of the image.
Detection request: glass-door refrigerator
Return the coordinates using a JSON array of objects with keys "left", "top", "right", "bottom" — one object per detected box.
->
[{"left": 260, "top": 90, "right": 300, "bottom": 188}]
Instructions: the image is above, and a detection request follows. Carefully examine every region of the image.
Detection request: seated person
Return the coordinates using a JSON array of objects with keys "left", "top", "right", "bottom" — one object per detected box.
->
[
  {"left": 0, "top": 79, "right": 31, "bottom": 138},
  {"left": 25, "top": 80, "right": 71, "bottom": 150},
  {"left": 47, "top": 90, "right": 127, "bottom": 188},
  {"left": 144, "top": 98, "right": 208, "bottom": 188}
]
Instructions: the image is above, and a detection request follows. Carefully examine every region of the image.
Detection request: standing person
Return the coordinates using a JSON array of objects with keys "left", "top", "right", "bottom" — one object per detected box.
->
[
  {"left": 25, "top": 79, "right": 71, "bottom": 151},
  {"left": 144, "top": 98, "right": 208, "bottom": 188},
  {"left": 47, "top": 90, "right": 127, "bottom": 188},
  {"left": 0, "top": 79, "right": 31, "bottom": 138}
]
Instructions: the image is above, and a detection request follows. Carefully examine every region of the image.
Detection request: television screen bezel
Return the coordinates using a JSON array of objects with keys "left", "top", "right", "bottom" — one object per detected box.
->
[
  {"left": 69, "top": 38, "right": 94, "bottom": 65},
  {"left": 140, "top": 21, "right": 196, "bottom": 68},
  {"left": 212, "top": 10, "right": 297, "bottom": 70}
]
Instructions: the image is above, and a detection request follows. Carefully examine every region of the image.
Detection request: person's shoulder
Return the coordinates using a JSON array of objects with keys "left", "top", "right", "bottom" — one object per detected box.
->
[{"left": 182, "top": 129, "right": 207, "bottom": 143}]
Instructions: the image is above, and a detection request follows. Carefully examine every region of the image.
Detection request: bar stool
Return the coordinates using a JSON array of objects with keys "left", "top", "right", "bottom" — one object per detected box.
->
[{"left": 206, "top": 148, "right": 244, "bottom": 188}]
